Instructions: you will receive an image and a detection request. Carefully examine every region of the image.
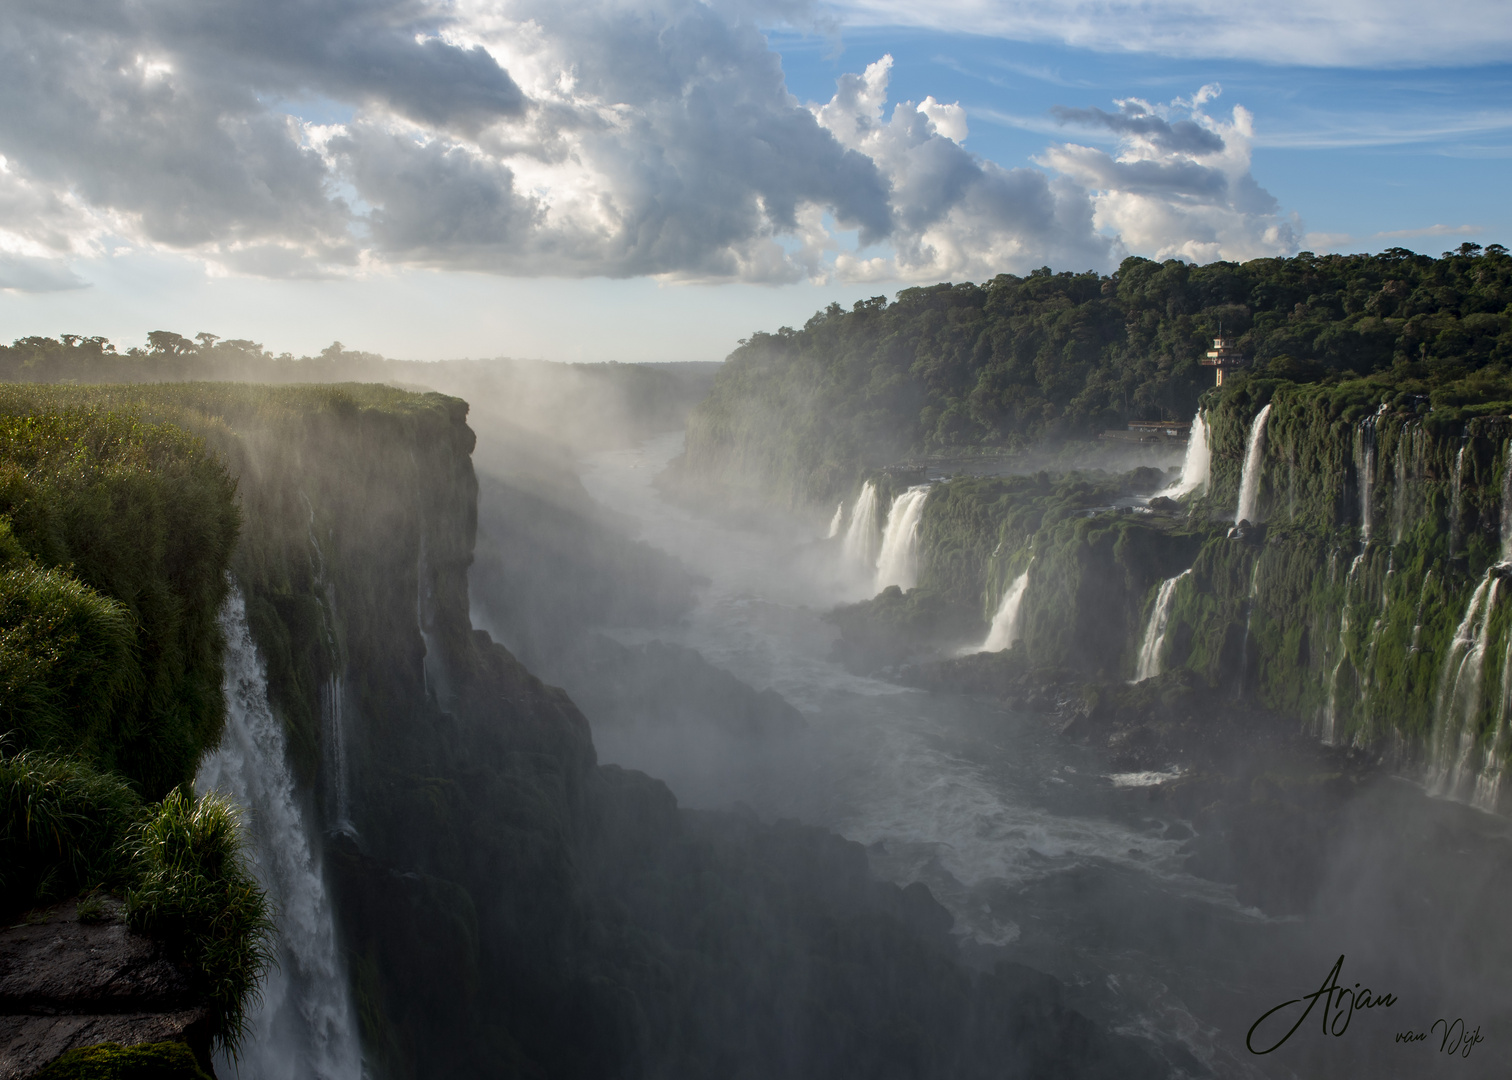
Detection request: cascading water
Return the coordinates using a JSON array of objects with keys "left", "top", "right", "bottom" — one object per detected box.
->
[
  {"left": 417, "top": 535, "right": 453, "bottom": 710},
  {"left": 197, "top": 591, "right": 363, "bottom": 1080},
  {"left": 305, "top": 499, "right": 352, "bottom": 831},
  {"left": 1449, "top": 443, "right": 1468, "bottom": 556},
  {"left": 826, "top": 501, "right": 844, "bottom": 539},
  {"left": 1234, "top": 404, "right": 1271, "bottom": 524},
  {"left": 1354, "top": 414, "right": 1378, "bottom": 543},
  {"left": 1132, "top": 569, "right": 1190, "bottom": 682},
  {"left": 1429, "top": 572, "right": 1500, "bottom": 799},
  {"left": 979, "top": 565, "right": 1032, "bottom": 653},
  {"left": 1153, "top": 414, "right": 1210, "bottom": 499},
  {"left": 1500, "top": 441, "right": 1512, "bottom": 564},
  {"left": 1321, "top": 552, "right": 1367, "bottom": 744},
  {"left": 874, "top": 486, "right": 930, "bottom": 592},
  {"left": 841, "top": 481, "right": 881, "bottom": 577}
]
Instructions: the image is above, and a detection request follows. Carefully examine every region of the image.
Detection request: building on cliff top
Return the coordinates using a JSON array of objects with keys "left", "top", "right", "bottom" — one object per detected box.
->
[{"left": 1200, "top": 336, "right": 1249, "bottom": 386}]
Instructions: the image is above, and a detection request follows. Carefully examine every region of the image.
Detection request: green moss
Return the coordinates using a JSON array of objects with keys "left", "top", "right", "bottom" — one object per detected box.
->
[{"left": 33, "top": 1041, "right": 211, "bottom": 1080}]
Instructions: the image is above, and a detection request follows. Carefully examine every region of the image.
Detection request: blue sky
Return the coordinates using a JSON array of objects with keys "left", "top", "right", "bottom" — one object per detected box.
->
[{"left": 0, "top": 0, "right": 1507, "bottom": 362}]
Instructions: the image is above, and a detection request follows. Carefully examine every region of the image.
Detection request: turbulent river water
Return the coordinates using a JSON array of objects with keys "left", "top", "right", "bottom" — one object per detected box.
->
[{"left": 578, "top": 432, "right": 1512, "bottom": 1080}]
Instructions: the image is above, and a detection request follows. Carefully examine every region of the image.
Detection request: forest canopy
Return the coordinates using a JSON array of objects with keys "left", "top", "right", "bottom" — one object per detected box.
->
[{"left": 686, "top": 245, "right": 1512, "bottom": 494}]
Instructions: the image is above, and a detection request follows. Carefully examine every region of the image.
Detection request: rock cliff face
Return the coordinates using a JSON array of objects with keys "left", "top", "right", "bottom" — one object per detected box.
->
[
  {"left": 177, "top": 385, "right": 1159, "bottom": 1078},
  {"left": 0, "top": 901, "right": 210, "bottom": 1079},
  {"left": 829, "top": 376, "right": 1512, "bottom": 812}
]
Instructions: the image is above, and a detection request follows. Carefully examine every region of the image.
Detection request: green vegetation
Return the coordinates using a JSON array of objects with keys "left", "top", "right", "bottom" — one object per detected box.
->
[
  {"left": 684, "top": 245, "right": 1512, "bottom": 508},
  {"left": 0, "top": 394, "right": 239, "bottom": 797},
  {"left": 0, "top": 386, "right": 281, "bottom": 1057},
  {"left": 126, "top": 789, "right": 276, "bottom": 1051},
  {"left": 0, "top": 748, "right": 272, "bottom": 1050},
  {"left": 33, "top": 1040, "right": 212, "bottom": 1080}
]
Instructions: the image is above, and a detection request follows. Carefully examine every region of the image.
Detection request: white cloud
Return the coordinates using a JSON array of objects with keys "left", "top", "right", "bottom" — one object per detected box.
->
[
  {"left": 0, "top": 0, "right": 1310, "bottom": 291},
  {"left": 824, "top": 0, "right": 1512, "bottom": 68},
  {"left": 1038, "top": 90, "right": 1301, "bottom": 264}
]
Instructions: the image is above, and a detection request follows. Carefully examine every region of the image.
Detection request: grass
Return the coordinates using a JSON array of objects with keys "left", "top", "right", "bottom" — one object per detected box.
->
[
  {"left": 0, "top": 747, "right": 273, "bottom": 1051},
  {"left": 125, "top": 788, "right": 275, "bottom": 1054}
]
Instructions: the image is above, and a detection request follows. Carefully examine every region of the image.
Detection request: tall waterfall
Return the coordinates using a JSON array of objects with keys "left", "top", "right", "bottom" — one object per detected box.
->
[
  {"left": 1132, "top": 570, "right": 1189, "bottom": 682},
  {"left": 1234, "top": 404, "right": 1272, "bottom": 524},
  {"left": 874, "top": 486, "right": 929, "bottom": 592},
  {"left": 1449, "top": 443, "right": 1468, "bottom": 556},
  {"left": 198, "top": 591, "right": 363, "bottom": 1080},
  {"left": 1354, "top": 414, "right": 1378, "bottom": 543},
  {"left": 1429, "top": 572, "right": 1500, "bottom": 800},
  {"left": 1154, "top": 414, "right": 1210, "bottom": 499},
  {"left": 980, "top": 565, "right": 1032, "bottom": 653},
  {"left": 1500, "top": 441, "right": 1512, "bottom": 564},
  {"left": 826, "top": 501, "right": 844, "bottom": 539},
  {"left": 841, "top": 481, "right": 881, "bottom": 575}
]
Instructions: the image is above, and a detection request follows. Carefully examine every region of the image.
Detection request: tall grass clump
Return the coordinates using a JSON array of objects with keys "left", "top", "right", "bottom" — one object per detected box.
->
[
  {"left": 0, "top": 746, "right": 141, "bottom": 914},
  {"left": 125, "top": 789, "right": 274, "bottom": 1051}
]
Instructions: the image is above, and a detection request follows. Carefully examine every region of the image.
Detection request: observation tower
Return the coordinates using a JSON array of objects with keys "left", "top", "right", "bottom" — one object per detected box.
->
[{"left": 1200, "top": 336, "right": 1248, "bottom": 386}]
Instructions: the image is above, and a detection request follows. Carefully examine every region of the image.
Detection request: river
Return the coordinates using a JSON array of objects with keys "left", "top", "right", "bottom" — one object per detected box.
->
[{"left": 577, "top": 431, "right": 1512, "bottom": 1080}]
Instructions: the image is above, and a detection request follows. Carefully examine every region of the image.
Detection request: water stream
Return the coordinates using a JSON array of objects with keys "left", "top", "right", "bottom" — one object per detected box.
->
[{"left": 197, "top": 590, "right": 363, "bottom": 1080}]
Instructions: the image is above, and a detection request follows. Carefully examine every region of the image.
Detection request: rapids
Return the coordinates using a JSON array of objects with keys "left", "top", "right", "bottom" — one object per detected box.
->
[{"left": 576, "top": 431, "right": 1512, "bottom": 1080}]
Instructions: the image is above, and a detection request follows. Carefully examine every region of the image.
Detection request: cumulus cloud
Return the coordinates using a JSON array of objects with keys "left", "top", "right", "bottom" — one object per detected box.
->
[
  {"left": 1039, "top": 87, "right": 1301, "bottom": 264},
  {"left": 0, "top": 0, "right": 1301, "bottom": 290},
  {"left": 814, "top": 55, "right": 1116, "bottom": 281}
]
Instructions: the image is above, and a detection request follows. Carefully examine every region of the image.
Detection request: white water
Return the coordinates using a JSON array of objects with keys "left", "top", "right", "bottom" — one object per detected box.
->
[
  {"left": 197, "top": 591, "right": 363, "bottom": 1080},
  {"left": 1154, "top": 414, "right": 1210, "bottom": 499},
  {"left": 826, "top": 501, "right": 844, "bottom": 539},
  {"left": 1355, "top": 416, "right": 1377, "bottom": 543},
  {"left": 980, "top": 566, "right": 1032, "bottom": 653},
  {"left": 1132, "top": 570, "right": 1189, "bottom": 682},
  {"left": 841, "top": 481, "right": 881, "bottom": 577},
  {"left": 1449, "top": 443, "right": 1468, "bottom": 555},
  {"left": 1430, "top": 572, "right": 1500, "bottom": 799},
  {"left": 874, "top": 486, "right": 930, "bottom": 592},
  {"left": 1233, "top": 404, "right": 1271, "bottom": 524},
  {"left": 571, "top": 431, "right": 1512, "bottom": 1078},
  {"left": 1501, "top": 442, "right": 1512, "bottom": 564}
]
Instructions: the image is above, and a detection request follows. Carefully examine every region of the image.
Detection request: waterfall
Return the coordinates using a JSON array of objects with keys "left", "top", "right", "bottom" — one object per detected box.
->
[
  {"left": 1449, "top": 443, "right": 1468, "bottom": 556},
  {"left": 1474, "top": 637, "right": 1512, "bottom": 812},
  {"left": 417, "top": 535, "right": 453, "bottom": 710},
  {"left": 1132, "top": 569, "right": 1189, "bottom": 682},
  {"left": 980, "top": 565, "right": 1032, "bottom": 653},
  {"left": 1322, "top": 553, "right": 1367, "bottom": 744},
  {"left": 874, "top": 486, "right": 929, "bottom": 592},
  {"left": 1355, "top": 415, "right": 1378, "bottom": 543},
  {"left": 841, "top": 481, "right": 881, "bottom": 575},
  {"left": 321, "top": 676, "right": 352, "bottom": 830},
  {"left": 197, "top": 591, "right": 363, "bottom": 1080},
  {"left": 1500, "top": 442, "right": 1512, "bottom": 564},
  {"left": 1429, "top": 572, "right": 1500, "bottom": 799},
  {"left": 1234, "top": 559, "right": 1263, "bottom": 699},
  {"left": 1154, "top": 414, "right": 1210, "bottom": 499},
  {"left": 1234, "top": 404, "right": 1272, "bottom": 524},
  {"left": 826, "top": 501, "right": 844, "bottom": 539}
]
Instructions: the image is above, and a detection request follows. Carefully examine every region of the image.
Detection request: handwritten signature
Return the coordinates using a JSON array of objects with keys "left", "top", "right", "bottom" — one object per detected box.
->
[
  {"left": 1247, "top": 955, "right": 1483, "bottom": 1059},
  {"left": 1247, "top": 955, "right": 1395, "bottom": 1054}
]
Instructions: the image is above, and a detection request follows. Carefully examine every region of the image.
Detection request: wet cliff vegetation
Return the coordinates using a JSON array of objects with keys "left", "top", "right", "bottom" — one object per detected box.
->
[
  {"left": 680, "top": 244, "right": 1512, "bottom": 509},
  {"left": 0, "top": 387, "right": 273, "bottom": 1065}
]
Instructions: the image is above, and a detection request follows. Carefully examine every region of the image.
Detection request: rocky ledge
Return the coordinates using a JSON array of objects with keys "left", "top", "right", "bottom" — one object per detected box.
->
[{"left": 0, "top": 900, "right": 212, "bottom": 1080}]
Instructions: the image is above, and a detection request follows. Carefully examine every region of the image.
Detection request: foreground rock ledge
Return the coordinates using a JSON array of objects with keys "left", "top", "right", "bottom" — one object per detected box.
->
[{"left": 0, "top": 900, "right": 212, "bottom": 1080}]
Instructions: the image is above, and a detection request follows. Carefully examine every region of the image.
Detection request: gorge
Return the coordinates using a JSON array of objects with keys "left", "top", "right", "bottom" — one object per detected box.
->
[{"left": 5, "top": 245, "right": 1512, "bottom": 1080}]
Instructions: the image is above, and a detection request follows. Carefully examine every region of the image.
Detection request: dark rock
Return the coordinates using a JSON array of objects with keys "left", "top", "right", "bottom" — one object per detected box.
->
[{"left": 0, "top": 901, "right": 211, "bottom": 1080}]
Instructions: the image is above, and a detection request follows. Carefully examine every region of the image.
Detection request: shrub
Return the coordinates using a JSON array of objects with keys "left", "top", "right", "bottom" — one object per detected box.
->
[
  {"left": 0, "top": 748, "right": 140, "bottom": 914},
  {"left": 125, "top": 789, "right": 275, "bottom": 1052}
]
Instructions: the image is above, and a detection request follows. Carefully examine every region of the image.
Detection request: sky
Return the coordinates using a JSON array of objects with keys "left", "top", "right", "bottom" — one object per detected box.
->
[{"left": 0, "top": 0, "right": 1508, "bottom": 362}]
